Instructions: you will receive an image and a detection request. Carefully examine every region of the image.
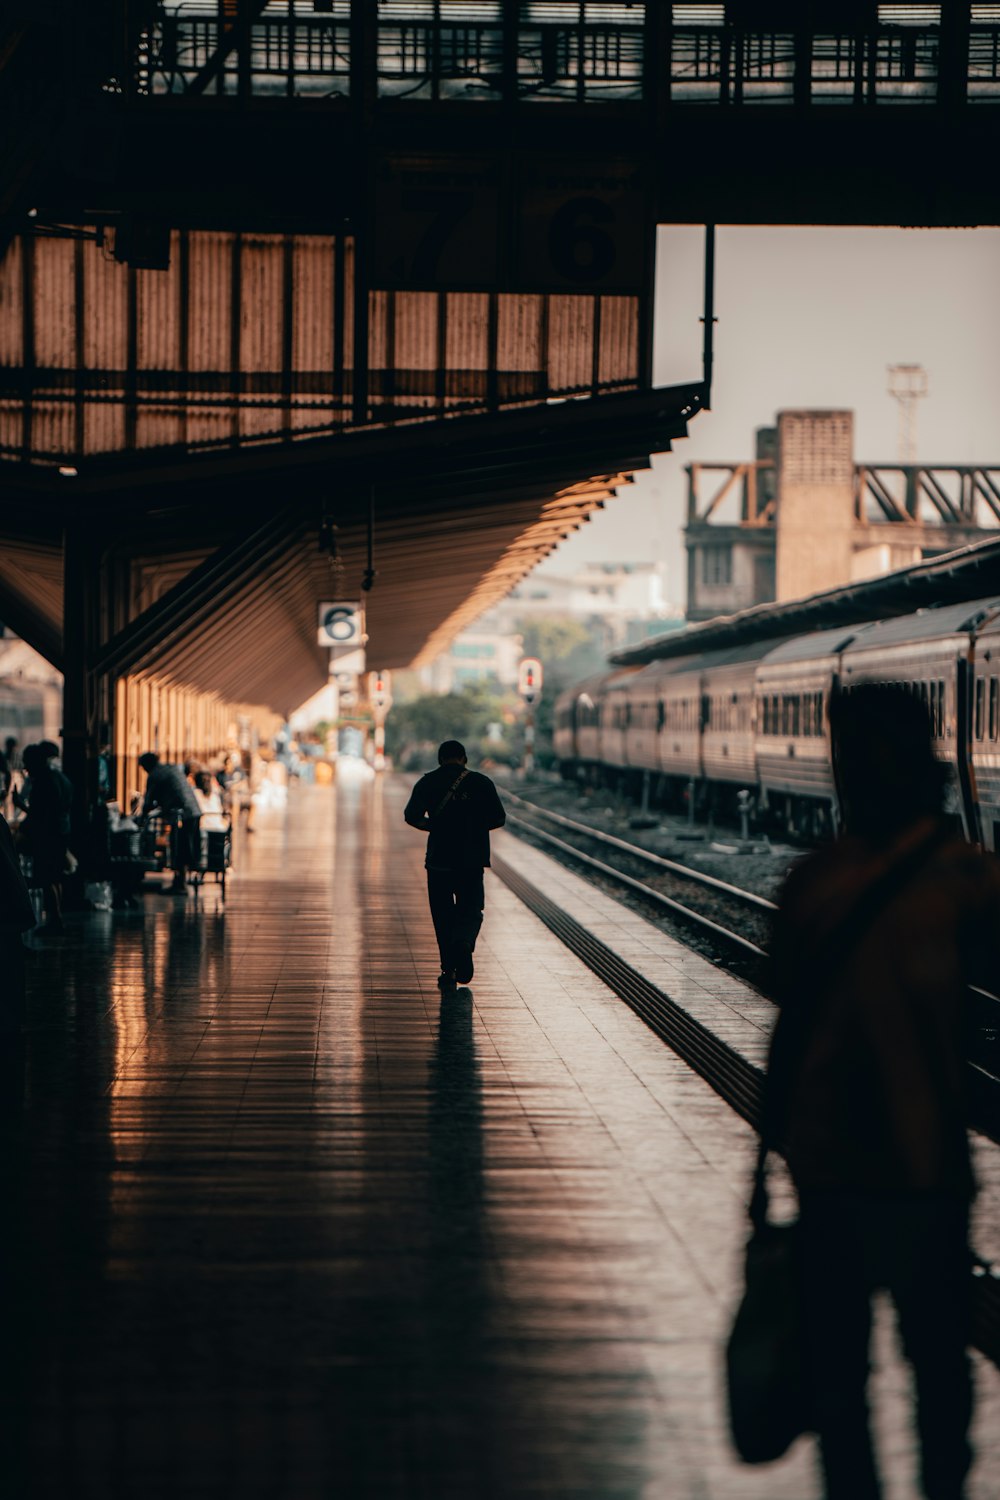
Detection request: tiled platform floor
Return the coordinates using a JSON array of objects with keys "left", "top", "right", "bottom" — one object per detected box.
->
[{"left": 2, "top": 775, "right": 997, "bottom": 1499}]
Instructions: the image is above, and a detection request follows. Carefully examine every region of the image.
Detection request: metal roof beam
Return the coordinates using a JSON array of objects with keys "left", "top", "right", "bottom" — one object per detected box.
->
[{"left": 0, "top": 570, "right": 63, "bottom": 669}]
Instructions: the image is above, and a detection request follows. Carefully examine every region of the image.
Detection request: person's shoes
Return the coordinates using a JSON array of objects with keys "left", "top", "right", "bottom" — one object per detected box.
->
[
  {"left": 437, "top": 970, "right": 456, "bottom": 990},
  {"left": 453, "top": 944, "right": 474, "bottom": 985},
  {"left": 169, "top": 879, "right": 187, "bottom": 895}
]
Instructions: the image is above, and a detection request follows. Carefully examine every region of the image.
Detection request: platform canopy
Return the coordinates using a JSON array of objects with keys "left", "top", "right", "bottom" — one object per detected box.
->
[{"left": 0, "top": 384, "right": 697, "bottom": 711}]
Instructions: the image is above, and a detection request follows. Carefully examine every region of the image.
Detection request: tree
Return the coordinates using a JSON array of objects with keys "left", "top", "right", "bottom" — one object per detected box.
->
[{"left": 384, "top": 681, "right": 512, "bottom": 769}]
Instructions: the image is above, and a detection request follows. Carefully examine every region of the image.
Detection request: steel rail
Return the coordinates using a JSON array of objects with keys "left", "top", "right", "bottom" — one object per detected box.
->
[
  {"left": 506, "top": 794, "right": 1000, "bottom": 1016},
  {"left": 504, "top": 812, "right": 767, "bottom": 960},
  {"left": 504, "top": 790, "right": 777, "bottom": 913}
]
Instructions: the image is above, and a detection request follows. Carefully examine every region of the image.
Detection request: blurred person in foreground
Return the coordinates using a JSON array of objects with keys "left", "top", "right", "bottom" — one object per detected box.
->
[
  {"left": 404, "top": 740, "right": 506, "bottom": 989},
  {"left": 762, "top": 683, "right": 1000, "bottom": 1500}
]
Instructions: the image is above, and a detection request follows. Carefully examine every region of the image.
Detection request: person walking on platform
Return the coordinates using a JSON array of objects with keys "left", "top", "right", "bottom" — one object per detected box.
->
[
  {"left": 138, "top": 752, "right": 202, "bottom": 895},
  {"left": 404, "top": 740, "right": 506, "bottom": 989},
  {"left": 761, "top": 683, "right": 1000, "bottom": 1500}
]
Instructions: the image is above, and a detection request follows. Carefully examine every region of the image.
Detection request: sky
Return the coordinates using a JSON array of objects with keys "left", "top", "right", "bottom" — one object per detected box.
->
[{"left": 537, "top": 225, "right": 1000, "bottom": 610}]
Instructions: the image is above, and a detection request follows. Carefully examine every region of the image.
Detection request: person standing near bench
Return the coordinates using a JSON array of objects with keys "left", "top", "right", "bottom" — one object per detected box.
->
[
  {"left": 404, "top": 741, "right": 506, "bottom": 989},
  {"left": 138, "top": 753, "right": 202, "bottom": 895}
]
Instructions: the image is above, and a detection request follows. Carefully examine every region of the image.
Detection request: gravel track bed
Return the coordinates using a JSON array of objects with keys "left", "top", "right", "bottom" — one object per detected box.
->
[{"left": 504, "top": 785, "right": 791, "bottom": 987}]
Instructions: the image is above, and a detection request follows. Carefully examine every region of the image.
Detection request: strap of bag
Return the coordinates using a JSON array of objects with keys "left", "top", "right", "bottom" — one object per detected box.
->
[
  {"left": 431, "top": 767, "right": 469, "bottom": 819},
  {"left": 751, "top": 818, "right": 953, "bottom": 1229}
]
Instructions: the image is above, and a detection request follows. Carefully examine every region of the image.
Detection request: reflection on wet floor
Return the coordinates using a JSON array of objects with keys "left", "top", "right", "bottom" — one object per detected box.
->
[{"left": 1, "top": 778, "right": 997, "bottom": 1498}]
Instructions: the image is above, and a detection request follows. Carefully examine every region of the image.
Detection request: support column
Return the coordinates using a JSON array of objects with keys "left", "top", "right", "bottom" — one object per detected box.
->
[{"left": 62, "top": 520, "right": 103, "bottom": 857}]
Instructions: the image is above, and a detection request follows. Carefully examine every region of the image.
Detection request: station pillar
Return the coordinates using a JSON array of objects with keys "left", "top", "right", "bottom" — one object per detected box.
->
[{"left": 61, "top": 521, "right": 103, "bottom": 840}]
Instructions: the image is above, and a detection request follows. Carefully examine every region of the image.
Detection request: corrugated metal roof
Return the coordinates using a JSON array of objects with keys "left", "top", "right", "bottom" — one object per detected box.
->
[{"left": 0, "top": 231, "right": 642, "bottom": 463}]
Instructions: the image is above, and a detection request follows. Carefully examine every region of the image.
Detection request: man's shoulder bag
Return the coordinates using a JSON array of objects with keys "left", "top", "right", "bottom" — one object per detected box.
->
[{"left": 431, "top": 768, "right": 469, "bottom": 819}]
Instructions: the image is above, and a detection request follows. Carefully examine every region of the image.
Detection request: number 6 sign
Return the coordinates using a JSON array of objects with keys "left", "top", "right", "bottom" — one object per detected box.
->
[{"left": 518, "top": 158, "right": 646, "bottom": 293}]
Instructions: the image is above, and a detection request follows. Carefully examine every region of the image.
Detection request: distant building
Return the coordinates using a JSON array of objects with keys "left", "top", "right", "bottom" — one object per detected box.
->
[
  {"left": 422, "top": 627, "right": 523, "bottom": 696},
  {"left": 423, "top": 560, "right": 684, "bottom": 692},
  {"left": 685, "top": 410, "right": 1000, "bottom": 622}
]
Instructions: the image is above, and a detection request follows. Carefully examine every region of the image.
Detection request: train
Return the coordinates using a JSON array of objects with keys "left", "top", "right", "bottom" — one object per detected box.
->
[{"left": 553, "top": 596, "right": 1000, "bottom": 851}]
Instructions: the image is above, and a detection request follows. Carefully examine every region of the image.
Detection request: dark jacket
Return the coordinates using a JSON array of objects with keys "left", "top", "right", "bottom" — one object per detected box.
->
[
  {"left": 0, "top": 812, "right": 35, "bottom": 931},
  {"left": 404, "top": 765, "right": 506, "bottom": 870},
  {"left": 763, "top": 817, "right": 1000, "bottom": 1199},
  {"left": 143, "top": 763, "right": 201, "bottom": 820}
]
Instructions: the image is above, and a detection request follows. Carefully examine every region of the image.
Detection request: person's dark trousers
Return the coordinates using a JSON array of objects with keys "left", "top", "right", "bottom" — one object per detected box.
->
[
  {"left": 798, "top": 1191, "right": 972, "bottom": 1500},
  {"left": 427, "top": 866, "right": 484, "bottom": 971},
  {"left": 170, "top": 815, "right": 201, "bottom": 884}
]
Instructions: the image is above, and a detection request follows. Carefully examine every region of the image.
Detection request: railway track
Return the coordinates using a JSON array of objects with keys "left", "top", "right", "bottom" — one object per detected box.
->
[{"left": 504, "top": 789, "right": 774, "bottom": 970}]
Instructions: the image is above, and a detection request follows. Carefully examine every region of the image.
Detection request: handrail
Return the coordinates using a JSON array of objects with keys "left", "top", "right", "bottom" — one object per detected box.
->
[{"left": 122, "top": 9, "right": 1000, "bottom": 107}]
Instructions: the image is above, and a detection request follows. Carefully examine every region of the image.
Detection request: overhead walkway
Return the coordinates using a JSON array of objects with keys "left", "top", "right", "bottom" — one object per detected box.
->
[{"left": 4, "top": 776, "right": 999, "bottom": 1497}]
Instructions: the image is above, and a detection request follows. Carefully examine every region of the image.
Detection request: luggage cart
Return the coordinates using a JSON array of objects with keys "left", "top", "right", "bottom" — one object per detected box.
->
[{"left": 190, "top": 820, "right": 232, "bottom": 904}]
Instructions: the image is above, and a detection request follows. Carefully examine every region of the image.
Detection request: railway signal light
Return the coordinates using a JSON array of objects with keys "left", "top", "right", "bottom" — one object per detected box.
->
[{"left": 518, "top": 657, "right": 542, "bottom": 703}]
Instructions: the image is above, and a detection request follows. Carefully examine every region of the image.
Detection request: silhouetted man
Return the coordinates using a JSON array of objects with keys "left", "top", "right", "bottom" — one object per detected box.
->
[
  {"left": 404, "top": 740, "right": 506, "bottom": 989},
  {"left": 138, "top": 752, "right": 202, "bottom": 895},
  {"left": 762, "top": 684, "right": 1000, "bottom": 1500}
]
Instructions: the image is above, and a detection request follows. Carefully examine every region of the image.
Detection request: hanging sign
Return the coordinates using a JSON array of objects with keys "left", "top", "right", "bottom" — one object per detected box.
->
[
  {"left": 318, "top": 602, "right": 361, "bottom": 647},
  {"left": 330, "top": 647, "right": 366, "bottom": 678}
]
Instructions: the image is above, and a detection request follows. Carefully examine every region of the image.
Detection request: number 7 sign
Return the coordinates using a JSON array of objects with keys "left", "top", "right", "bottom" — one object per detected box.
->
[{"left": 373, "top": 157, "right": 500, "bottom": 289}]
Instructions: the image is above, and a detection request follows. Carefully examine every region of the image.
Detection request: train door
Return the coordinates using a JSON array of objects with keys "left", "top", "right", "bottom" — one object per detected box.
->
[{"left": 956, "top": 653, "right": 983, "bottom": 845}]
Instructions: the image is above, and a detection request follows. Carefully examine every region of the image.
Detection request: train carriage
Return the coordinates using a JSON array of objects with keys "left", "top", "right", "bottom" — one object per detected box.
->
[
  {"left": 553, "top": 668, "right": 634, "bottom": 777},
  {"left": 621, "top": 662, "right": 668, "bottom": 776},
  {"left": 621, "top": 659, "right": 697, "bottom": 781},
  {"left": 657, "top": 660, "right": 704, "bottom": 782},
  {"left": 555, "top": 592, "right": 1000, "bottom": 847},
  {"left": 701, "top": 641, "right": 783, "bottom": 791},
  {"left": 756, "top": 624, "right": 870, "bottom": 835},
  {"left": 841, "top": 599, "right": 1000, "bottom": 841},
  {"left": 970, "top": 609, "right": 1000, "bottom": 852},
  {"left": 598, "top": 671, "right": 635, "bottom": 772}
]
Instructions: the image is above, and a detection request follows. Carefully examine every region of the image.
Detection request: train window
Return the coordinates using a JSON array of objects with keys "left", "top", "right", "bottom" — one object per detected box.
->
[
  {"left": 657, "top": 701, "right": 664, "bottom": 731},
  {"left": 975, "top": 678, "right": 985, "bottom": 741},
  {"left": 990, "top": 679, "right": 999, "bottom": 742}
]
